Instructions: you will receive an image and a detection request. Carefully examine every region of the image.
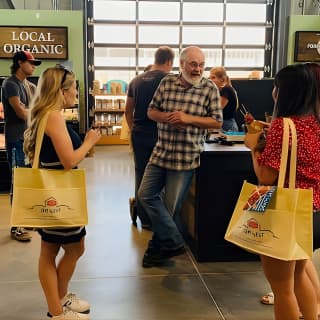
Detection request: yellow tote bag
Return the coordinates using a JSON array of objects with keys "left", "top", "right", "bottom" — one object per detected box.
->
[
  {"left": 11, "top": 114, "right": 88, "bottom": 228},
  {"left": 224, "top": 118, "right": 313, "bottom": 261}
]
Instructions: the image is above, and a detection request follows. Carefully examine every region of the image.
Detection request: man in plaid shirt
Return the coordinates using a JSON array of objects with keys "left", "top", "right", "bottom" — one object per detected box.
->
[{"left": 138, "top": 46, "right": 223, "bottom": 268}]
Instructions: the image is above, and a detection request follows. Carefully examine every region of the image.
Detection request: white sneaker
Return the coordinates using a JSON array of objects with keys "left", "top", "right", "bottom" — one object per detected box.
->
[
  {"left": 11, "top": 227, "right": 32, "bottom": 241},
  {"left": 51, "top": 309, "right": 90, "bottom": 320},
  {"left": 61, "top": 293, "right": 90, "bottom": 313}
]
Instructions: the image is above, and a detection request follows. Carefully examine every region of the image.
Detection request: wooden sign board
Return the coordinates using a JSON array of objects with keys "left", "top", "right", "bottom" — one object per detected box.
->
[
  {"left": 0, "top": 26, "right": 68, "bottom": 60},
  {"left": 294, "top": 31, "right": 320, "bottom": 62}
]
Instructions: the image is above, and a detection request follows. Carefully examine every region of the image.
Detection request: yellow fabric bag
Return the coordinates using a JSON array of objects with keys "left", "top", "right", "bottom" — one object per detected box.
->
[
  {"left": 224, "top": 118, "right": 313, "bottom": 261},
  {"left": 11, "top": 114, "right": 88, "bottom": 228}
]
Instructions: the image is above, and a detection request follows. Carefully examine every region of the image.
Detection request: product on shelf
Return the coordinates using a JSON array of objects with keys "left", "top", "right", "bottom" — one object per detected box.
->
[
  {"left": 103, "top": 80, "right": 128, "bottom": 95},
  {"left": 100, "top": 99, "right": 113, "bottom": 110},
  {"left": 111, "top": 82, "right": 121, "bottom": 95},
  {"left": 113, "top": 98, "right": 126, "bottom": 109},
  {"left": 117, "top": 114, "right": 123, "bottom": 125},
  {"left": 92, "top": 80, "right": 102, "bottom": 95},
  {"left": 110, "top": 114, "right": 116, "bottom": 124},
  {"left": 95, "top": 99, "right": 102, "bottom": 109}
]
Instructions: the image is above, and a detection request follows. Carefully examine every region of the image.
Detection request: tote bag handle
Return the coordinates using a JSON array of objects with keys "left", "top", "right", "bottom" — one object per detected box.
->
[
  {"left": 32, "top": 112, "right": 50, "bottom": 169},
  {"left": 278, "top": 118, "right": 297, "bottom": 189}
]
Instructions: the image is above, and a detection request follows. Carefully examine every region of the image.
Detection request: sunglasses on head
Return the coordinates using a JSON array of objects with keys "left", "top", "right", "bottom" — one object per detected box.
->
[{"left": 55, "top": 64, "right": 73, "bottom": 86}]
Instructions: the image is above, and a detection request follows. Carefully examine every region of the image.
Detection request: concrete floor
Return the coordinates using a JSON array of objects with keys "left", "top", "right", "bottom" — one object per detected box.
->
[{"left": 1, "top": 145, "right": 317, "bottom": 320}]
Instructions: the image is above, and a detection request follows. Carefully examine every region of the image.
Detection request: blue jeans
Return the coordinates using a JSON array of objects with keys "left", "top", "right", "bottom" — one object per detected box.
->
[
  {"left": 6, "top": 139, "right": 26, "bottom": 173},
  {"left": 131, "top": 131, "right": 157, "bottom": 225},
  {"left": 6, "top": 139, "right": 26, "bottom": 204},
  {"left": 138, "top": 163, "right": 194, "bottom": 251},
  {"left": 222, "top": 118, "right": 239, "bottom": 132}
]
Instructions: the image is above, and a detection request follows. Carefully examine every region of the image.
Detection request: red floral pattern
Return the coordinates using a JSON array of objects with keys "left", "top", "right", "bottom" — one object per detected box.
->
[{"left": 258, "top": 115, "right": 320, "bottom": 210}]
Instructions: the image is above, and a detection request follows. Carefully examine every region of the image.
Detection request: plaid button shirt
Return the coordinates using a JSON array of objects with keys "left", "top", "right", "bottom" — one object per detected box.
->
[{"left": 149, "top": 74, "right": 222, "bottom": 170}]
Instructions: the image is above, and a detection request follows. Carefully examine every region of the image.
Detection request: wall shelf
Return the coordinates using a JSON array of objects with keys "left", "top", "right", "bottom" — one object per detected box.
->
[{"left": 92, "top": 93, "right": 128, "bottom": 145}]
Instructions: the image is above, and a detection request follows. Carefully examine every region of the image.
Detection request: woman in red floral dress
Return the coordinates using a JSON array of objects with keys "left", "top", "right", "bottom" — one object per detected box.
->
[{"left": 245, "top": 63, "right": 320, "bottom": 320}]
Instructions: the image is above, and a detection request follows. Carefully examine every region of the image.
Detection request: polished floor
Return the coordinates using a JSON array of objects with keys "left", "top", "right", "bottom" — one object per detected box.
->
[{"left": 1, "top": 145, "right": 319, "bottom": 320}]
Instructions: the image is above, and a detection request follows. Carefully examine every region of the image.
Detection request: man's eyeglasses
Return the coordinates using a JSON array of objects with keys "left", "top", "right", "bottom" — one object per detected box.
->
[
  {"left": 55, "top": 64, "right": 73, "bottom": 86},
  {"left": 186, "top": 61, "right": 205, "bottom": 69}
]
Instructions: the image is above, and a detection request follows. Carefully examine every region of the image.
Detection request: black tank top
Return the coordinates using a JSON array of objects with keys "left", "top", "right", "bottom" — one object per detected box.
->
[{"left": 39, "top": 124, "right": 81, "bottom": 169}]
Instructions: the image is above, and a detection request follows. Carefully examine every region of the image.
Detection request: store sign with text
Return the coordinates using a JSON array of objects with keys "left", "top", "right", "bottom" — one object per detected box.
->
[
  {"left": 294, "top": 31, "right": 320, "bottom": 62},
  {"left": 0, "top": 26, "right": 68, "bottom": 60}
]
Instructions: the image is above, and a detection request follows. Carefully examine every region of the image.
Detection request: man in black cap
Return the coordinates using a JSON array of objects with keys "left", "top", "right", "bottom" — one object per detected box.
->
[{"left": 2, "top": 50, "right": 41, "bottom": 241}]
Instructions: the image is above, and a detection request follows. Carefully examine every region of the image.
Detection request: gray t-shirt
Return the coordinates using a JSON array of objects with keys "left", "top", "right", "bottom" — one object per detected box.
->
[{"left": 2, "top": 76, "right": 35, "bottom": 143}]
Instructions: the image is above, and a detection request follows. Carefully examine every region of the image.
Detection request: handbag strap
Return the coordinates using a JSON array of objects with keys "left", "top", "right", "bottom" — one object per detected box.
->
[
  {"left": 32, "top": 112, "right": 50, "bottom": 169},
  {"left": 278, "top": 118, "right": 297, "bottom": 189}
]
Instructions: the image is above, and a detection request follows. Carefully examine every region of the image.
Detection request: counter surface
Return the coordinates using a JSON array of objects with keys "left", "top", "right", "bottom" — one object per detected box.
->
[{"left": 203, "top": 142, "right": 250, "bottom": 153}]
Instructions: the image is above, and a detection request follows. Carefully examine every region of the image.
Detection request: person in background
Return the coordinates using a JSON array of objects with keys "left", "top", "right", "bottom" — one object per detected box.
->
[
  {"left": 2, "top": 50, "right": 41, "bottom": 241},
  {"left": 125, "top": 46, "right": 175, "bottom": 229},
  {"left": 209, "top": 66, "right": 239, "bottom": 132},
  {"left": 138, "top": 46, "right": 222, "bottom": 268},
  {"left": 244, "top": 63, "right": 320, "bottom": 320},
  {"left": 23, "top": 66, "right": 101, "bottom": 320}
]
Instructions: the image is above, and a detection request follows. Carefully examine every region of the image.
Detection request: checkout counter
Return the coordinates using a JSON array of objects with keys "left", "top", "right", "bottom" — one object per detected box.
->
[
  {"left": 180, "top": 142, "right": 259, "bottom": 262},
  {"left": 179, "top": 78, "right": 274, "bottom": 262}
]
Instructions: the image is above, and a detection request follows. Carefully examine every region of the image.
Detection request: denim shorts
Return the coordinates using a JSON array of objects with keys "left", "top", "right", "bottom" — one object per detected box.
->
[{"left": 38, "top": 227, "right": 86, "bottom": 244}]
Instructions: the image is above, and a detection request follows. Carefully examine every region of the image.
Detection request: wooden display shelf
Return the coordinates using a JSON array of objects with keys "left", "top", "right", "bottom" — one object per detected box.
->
[
  {"left": 93, "top": 123, "right": 122, "bottom": 128},
  {"left": 91, "top": 93, "right": 126, "bottom": 97},
  {"left": 94, "top": 108, "right": 126, "bottom": 113},
  {"left": 92, "top": 93, "right": 127, "bottom": 145},
  {"left": 96, "top": 134, "right": 129, "bottom": 145},
  {"left": 63, "top": 104, "right": 79, "bottom": 109}
]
